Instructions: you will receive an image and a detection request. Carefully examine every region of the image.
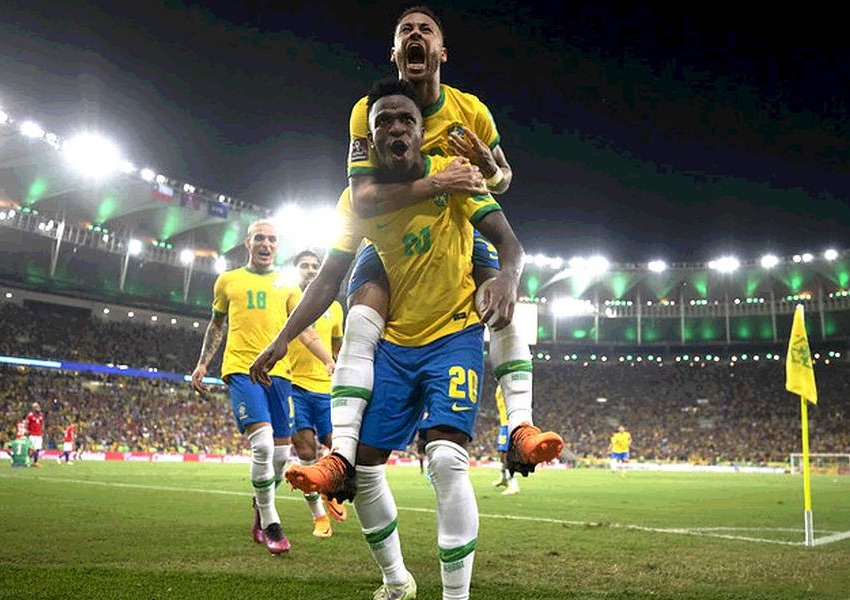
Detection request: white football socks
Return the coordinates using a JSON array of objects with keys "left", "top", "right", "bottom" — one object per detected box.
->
[
  {"left": 248, "top": 426, "right": 279, "bottom": 528},
  {"left": 353, "top": 464, "right": 409, "bottom": 587},
  {"left": 273, "top": 443, "right": 291, "bottom": 487},
  {"left": 488, "top": 320, "right": 534, "bottom": 434},
  {"left": 427, "top": 440, "right": 479, "bottom": 600},
  {"left": 330, "top": 305, "right": 385, "bottom": 464}
]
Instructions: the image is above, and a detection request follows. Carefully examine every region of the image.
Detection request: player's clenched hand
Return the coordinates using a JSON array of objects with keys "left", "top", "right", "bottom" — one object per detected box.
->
[
  {"left": 448, "top": 126, "right": 499, "bottom": 179},
  {"left": 191, "top": 363, "right": 209, "bottom": 395},
  {"left": 432, "top": 157, "right": 487, "bottom": 196},
  {"left": 478, "top": 273, "right": 518, "bottom": 331},
  {"left": 325, "top": 359, "right": 336, "bottom": 377},
  {"left": 249, "top": 339, "right": 288, "bottom": 386}
]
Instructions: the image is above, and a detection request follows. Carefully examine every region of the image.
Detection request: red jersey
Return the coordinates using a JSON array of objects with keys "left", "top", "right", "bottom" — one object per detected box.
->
[
  {"left": 64, "top": 424, "right": 76, "bottom": 443},
  {"left": 15, "top": 420, "right": 28, "bottom": 438},
  {"left": 26, "top": 412, "right": 44, "bottom": 436}
]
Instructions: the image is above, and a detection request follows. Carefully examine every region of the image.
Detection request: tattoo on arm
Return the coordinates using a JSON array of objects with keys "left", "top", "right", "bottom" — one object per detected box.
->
[{"left": 198, "top": 314, "right": 227, "bottom": 366}]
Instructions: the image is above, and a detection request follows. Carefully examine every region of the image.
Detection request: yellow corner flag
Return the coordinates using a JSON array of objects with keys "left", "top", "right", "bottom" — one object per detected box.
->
[
  {"left": 785, "top": 304, "right": 817, "bottom": 547},
  {"left": 786, "top": 305, "right": 817, "bottom": 404}
]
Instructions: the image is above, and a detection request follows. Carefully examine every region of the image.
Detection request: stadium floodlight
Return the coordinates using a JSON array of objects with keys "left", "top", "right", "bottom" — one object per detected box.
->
[
  {"left": 63, "top": 134, "right": 124, "bottom": 179},
  {"left": 802, "top": 252, "right": 814, "bottom": 263},
  {"left": 533, "top": 253, "right": 548, "bottom": 268},
  {"left": 5, "top": 292, "right": 12, "bottom": 299},
  {"left": 586, "top": 255, "right": 609, "bottom": 275},
  {"left": 708, "top": 256, "right": 740, "bottom": 273},
  {"left": 568, "top": 256, "right": 585, "bottom": 270},
  {"left": 551, "top": 296, "right": 595, "bottom": 318},
  {"left": 155, "top": 174, "right": 167, "bottom": 185},
  {"left": 522, "top": 254, "right": 535, "bottom": 265},
  {"left": 647, "top": 260, "right": 667, "bottom": 273},
  {"left": 824, "top": 248, "right": 839, "bottom": 261},
  {"left": 218, "top": 194, "right": 227, "bottom": 202},
  {"left": 214, "top": 255, "right": 228, "bottom": 274},
  {"left": 170, "top": 318, "right": 177, "bottom": 325},
  {"left": 119, "top": 160, "right": 136, "bottom": 175},
  {"left": 193, "top": 321, "right": 200, "bottom": 328},
  {"left": 0, "top": 211, "right": 6, "bottom": 221},
  {"left": 183, "top": 183, "right": 196, "bottom": 193},
  {"left": 793, "top": 254, "right": 802, "bottom": 263},
  {"left": 151, "top": 315, "right": 158, "bottom": 322},
  {"left": 140, "top": 168, "right": 155, "bottom": 182},
  {"left": 0, "top": 109, "right": 8, "bottom": 124},
  {"left": 760, "top": 254, "right": 779, "bottom": 269},
  {"left": 128, "top": 238, "right": 143, "bottom": 256},
  {"left": 127, "top": 311, "right": 135, "bottom": 318},
  {"left": 102, "top": 307, "right": 110, "bottom": 315},
  {"left": 179, "top": 248, "right": 195, "bottom": 265},
  {"left": 19, "top": 120, "right": 45, "bottom": 139},
  {"left": 549, "top": 256, "right": 564, "bottom": 270},
  {"left": 45, "top": 133, "right": 59, "bottom": 147}
]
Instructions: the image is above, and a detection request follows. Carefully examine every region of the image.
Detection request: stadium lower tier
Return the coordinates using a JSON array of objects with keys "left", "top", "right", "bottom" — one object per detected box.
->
[{"left": 2, "top": 360, "right": 848, "bottom": 462}]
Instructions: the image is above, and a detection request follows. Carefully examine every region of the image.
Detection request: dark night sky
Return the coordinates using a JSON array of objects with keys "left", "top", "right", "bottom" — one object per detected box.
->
[{"left": 1, "top": 0, "right": 848, "bottom": 262}]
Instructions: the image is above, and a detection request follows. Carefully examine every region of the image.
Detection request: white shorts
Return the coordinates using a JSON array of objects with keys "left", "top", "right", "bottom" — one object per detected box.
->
[
  {"left": 29, "top": 435, "right": 43, "bottom": 451},
  {"left": 63, "top": 442, "right": 74, "bottom": 452}
]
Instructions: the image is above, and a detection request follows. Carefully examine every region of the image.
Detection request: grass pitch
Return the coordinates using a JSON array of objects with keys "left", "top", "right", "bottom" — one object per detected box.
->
[{"left": 1, "top": 462, "right": 848, "bottom": 599}]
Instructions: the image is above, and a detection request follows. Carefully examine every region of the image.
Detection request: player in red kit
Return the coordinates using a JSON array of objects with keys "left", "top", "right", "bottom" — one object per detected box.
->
[
  {"left": 59, "top": 422, "right": 76, "bottom": 464},
  {"left": 25, "top": 403, "right": 45, "bottom": 468}
]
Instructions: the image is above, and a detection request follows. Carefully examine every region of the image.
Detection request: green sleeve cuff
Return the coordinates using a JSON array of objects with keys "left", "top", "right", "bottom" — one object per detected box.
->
[
  {"left": 348, "top": 166, "right": 376, "bottom": 177},
  {"left": 489, "top": 134, "right": 501, "bottom": 150},
  {"left": 469, "top": 203, "right": 502, "bottom": 225},
  {"left": 212, "top": 308, "right": 226, "bottom": 318}
]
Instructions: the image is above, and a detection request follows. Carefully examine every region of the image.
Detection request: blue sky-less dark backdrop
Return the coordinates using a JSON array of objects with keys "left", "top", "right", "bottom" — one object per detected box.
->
[{"left": 1, "top": 0, "right": 848, "bottom": 261}]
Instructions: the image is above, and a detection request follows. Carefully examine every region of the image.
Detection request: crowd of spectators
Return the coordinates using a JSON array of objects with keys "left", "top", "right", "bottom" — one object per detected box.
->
[{"left": 1, "top": 301, "right": 848, "bottom": 463}]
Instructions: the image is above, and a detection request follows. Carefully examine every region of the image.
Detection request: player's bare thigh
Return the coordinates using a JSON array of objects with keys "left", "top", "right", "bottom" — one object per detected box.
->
[{"left": 347, "top": 276, "right": 390, "bottom": 319}]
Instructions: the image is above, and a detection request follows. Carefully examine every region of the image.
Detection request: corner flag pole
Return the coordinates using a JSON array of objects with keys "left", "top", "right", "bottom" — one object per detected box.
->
[
  {"left": 800, "top": 395, "right": 814, "bottom": 547},
  {"left": 786, "top": 304, "right": 817, "bottom": 548}
]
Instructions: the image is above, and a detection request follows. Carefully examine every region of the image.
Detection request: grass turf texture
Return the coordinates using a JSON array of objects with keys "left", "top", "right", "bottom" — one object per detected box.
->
[{"left": 1, "top": 462, "right": 848, "bottom": 599}]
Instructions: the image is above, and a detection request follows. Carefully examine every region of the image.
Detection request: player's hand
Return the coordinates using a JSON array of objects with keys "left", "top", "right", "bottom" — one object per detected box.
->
[
  {"left": 478, "top": 273, "right": 518, "bottom": 331},
  {"left": 432, "top": 157, "right": 487, "bottom": 196},
  {"left": 249, "top": 339, "right": 288, "bottom": 386},
  {"left": 325, "top": 359, "right": 336, "bottom": 377},
  {"left": 448, "top": 126, "right": 499, "bottom": 179},
  {"left": 191, "top": 363, "right": 209, "bottom": 395}
]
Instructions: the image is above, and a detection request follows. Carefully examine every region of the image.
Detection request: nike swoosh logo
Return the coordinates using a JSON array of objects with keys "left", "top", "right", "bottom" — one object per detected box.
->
[{"left": 451, "top": 403, "right": 472, "bottom": 412}]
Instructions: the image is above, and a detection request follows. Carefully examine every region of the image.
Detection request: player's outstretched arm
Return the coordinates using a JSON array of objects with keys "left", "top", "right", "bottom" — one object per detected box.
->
[
  {"left": 192, "top": 312, "right": 227, "bottom": 394},
  {"left": 350, "top": 157, "right": 487, "bottom": 218},
  {"left": 249, "top": 250, "right": 354, "bottom": 385},
  {"left": 474, "top": 210, "right": 524, "bottom": 331}
]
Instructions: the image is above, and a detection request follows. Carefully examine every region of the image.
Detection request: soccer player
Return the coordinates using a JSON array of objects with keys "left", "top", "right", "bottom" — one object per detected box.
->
[
  {"left": 609, "top": 425, "right": 632, "bottom": 476},
  {"left": 291, "top": 4, "right": 555, "bottom": 503},
  {"left": 288, "top": 249, "right": 347, "bottom": 536},
  {"left": 59, "top": 421, "right": 76, "bottom": 465},
  {"left": 191, "top": 220, "right": 335, "bottom": 554},
  {"left": 492, "top": 385, "right": 519, "bottom": 495},
  {"left": 15, "top": 419, "right": 27, "bottom": 440},
  {"left": 6, "top": 435, "right": 33, "bottom": 468},
  {"left": 252, "top": 78, "right": 561, "bottom": 600},
  {"left": 25, "top": 403, "right": 45, "bottom": 468}
]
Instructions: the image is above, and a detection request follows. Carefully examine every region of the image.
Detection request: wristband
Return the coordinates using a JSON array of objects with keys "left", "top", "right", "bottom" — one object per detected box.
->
[{"left": 486, "top": 168, "right": 505, "bottom": 190}]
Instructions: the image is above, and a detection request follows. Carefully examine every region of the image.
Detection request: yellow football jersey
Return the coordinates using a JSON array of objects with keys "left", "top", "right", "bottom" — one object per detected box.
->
[
  {"left": 212, "top": 267, "right": 301, "bottom": 379},
  {"left": 289, "top": 300, "right": 344, "bottom": 394},
  {"left": 611, "top": 431, "right": 632, "bottom": 453},
  {"left": 495, "top": 386, "right": 509, "bottom": 427},
  {"left": 347, "top": 83, "right": 500, "bottom": 177},
  {"left": 333, "top": 155, "right": 502, "bottom": 347}
]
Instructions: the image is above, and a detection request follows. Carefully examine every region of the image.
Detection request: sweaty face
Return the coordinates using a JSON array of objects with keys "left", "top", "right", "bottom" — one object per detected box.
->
[
  {"left": 369, "top": 95, "right": 424, "bottom": 173},
  {"left": 296, "top": 256, "right": 320, "bottom": 288},
  {"left": 392, "top": 12, "right": 445, "bottom": 81},
  {"left": 245, "top": 223, "right": 279, "bottom": 270}
]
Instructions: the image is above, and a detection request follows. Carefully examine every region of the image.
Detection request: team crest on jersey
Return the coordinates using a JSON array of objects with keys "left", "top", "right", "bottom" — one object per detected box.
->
[
  {"left": 433, "top": 192, "right": 449, "bottom": 208},
  {"left": 349, "top": 137, "right": 369, "bottom": 162},
  {"left": 237, "top": 402, "right": 248, "bottom": 420},
  {"left": 447, "top": 122, "right": 464, "bottom": 137}
]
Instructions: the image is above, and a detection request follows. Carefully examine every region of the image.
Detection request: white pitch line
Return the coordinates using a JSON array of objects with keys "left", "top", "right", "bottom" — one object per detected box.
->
[
  {"left": 2, "top": 473, "right": 846, "bottom": 547},
  {"left": 812, "top": 530, "right": 850, "bottom": 547}
]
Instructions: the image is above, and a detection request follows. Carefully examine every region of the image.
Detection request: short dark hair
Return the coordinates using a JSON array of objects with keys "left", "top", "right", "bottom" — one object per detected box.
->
[
  {"left": 292, "top": 249, "right": 320, "bottom": 266},
  {"left": 366, "top": 78, "right": 420, "bottom": 118},
  {"left": 395, "top": 5, "right": 444, "bottom": 40}
]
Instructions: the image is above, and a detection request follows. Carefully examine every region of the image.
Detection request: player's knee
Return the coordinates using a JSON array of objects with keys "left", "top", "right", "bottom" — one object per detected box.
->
[
  {"left": 426, "top": 440, "right": 469, "bottom": 484},
  {"left": 343, "top": 304, "right": 386, "bottom": 345},
  {"left": 248, "top": 425, "right": 274, "bottom": 465},
  {"left": 353, "top": 463, "right": 387, "bottom": 504}
]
